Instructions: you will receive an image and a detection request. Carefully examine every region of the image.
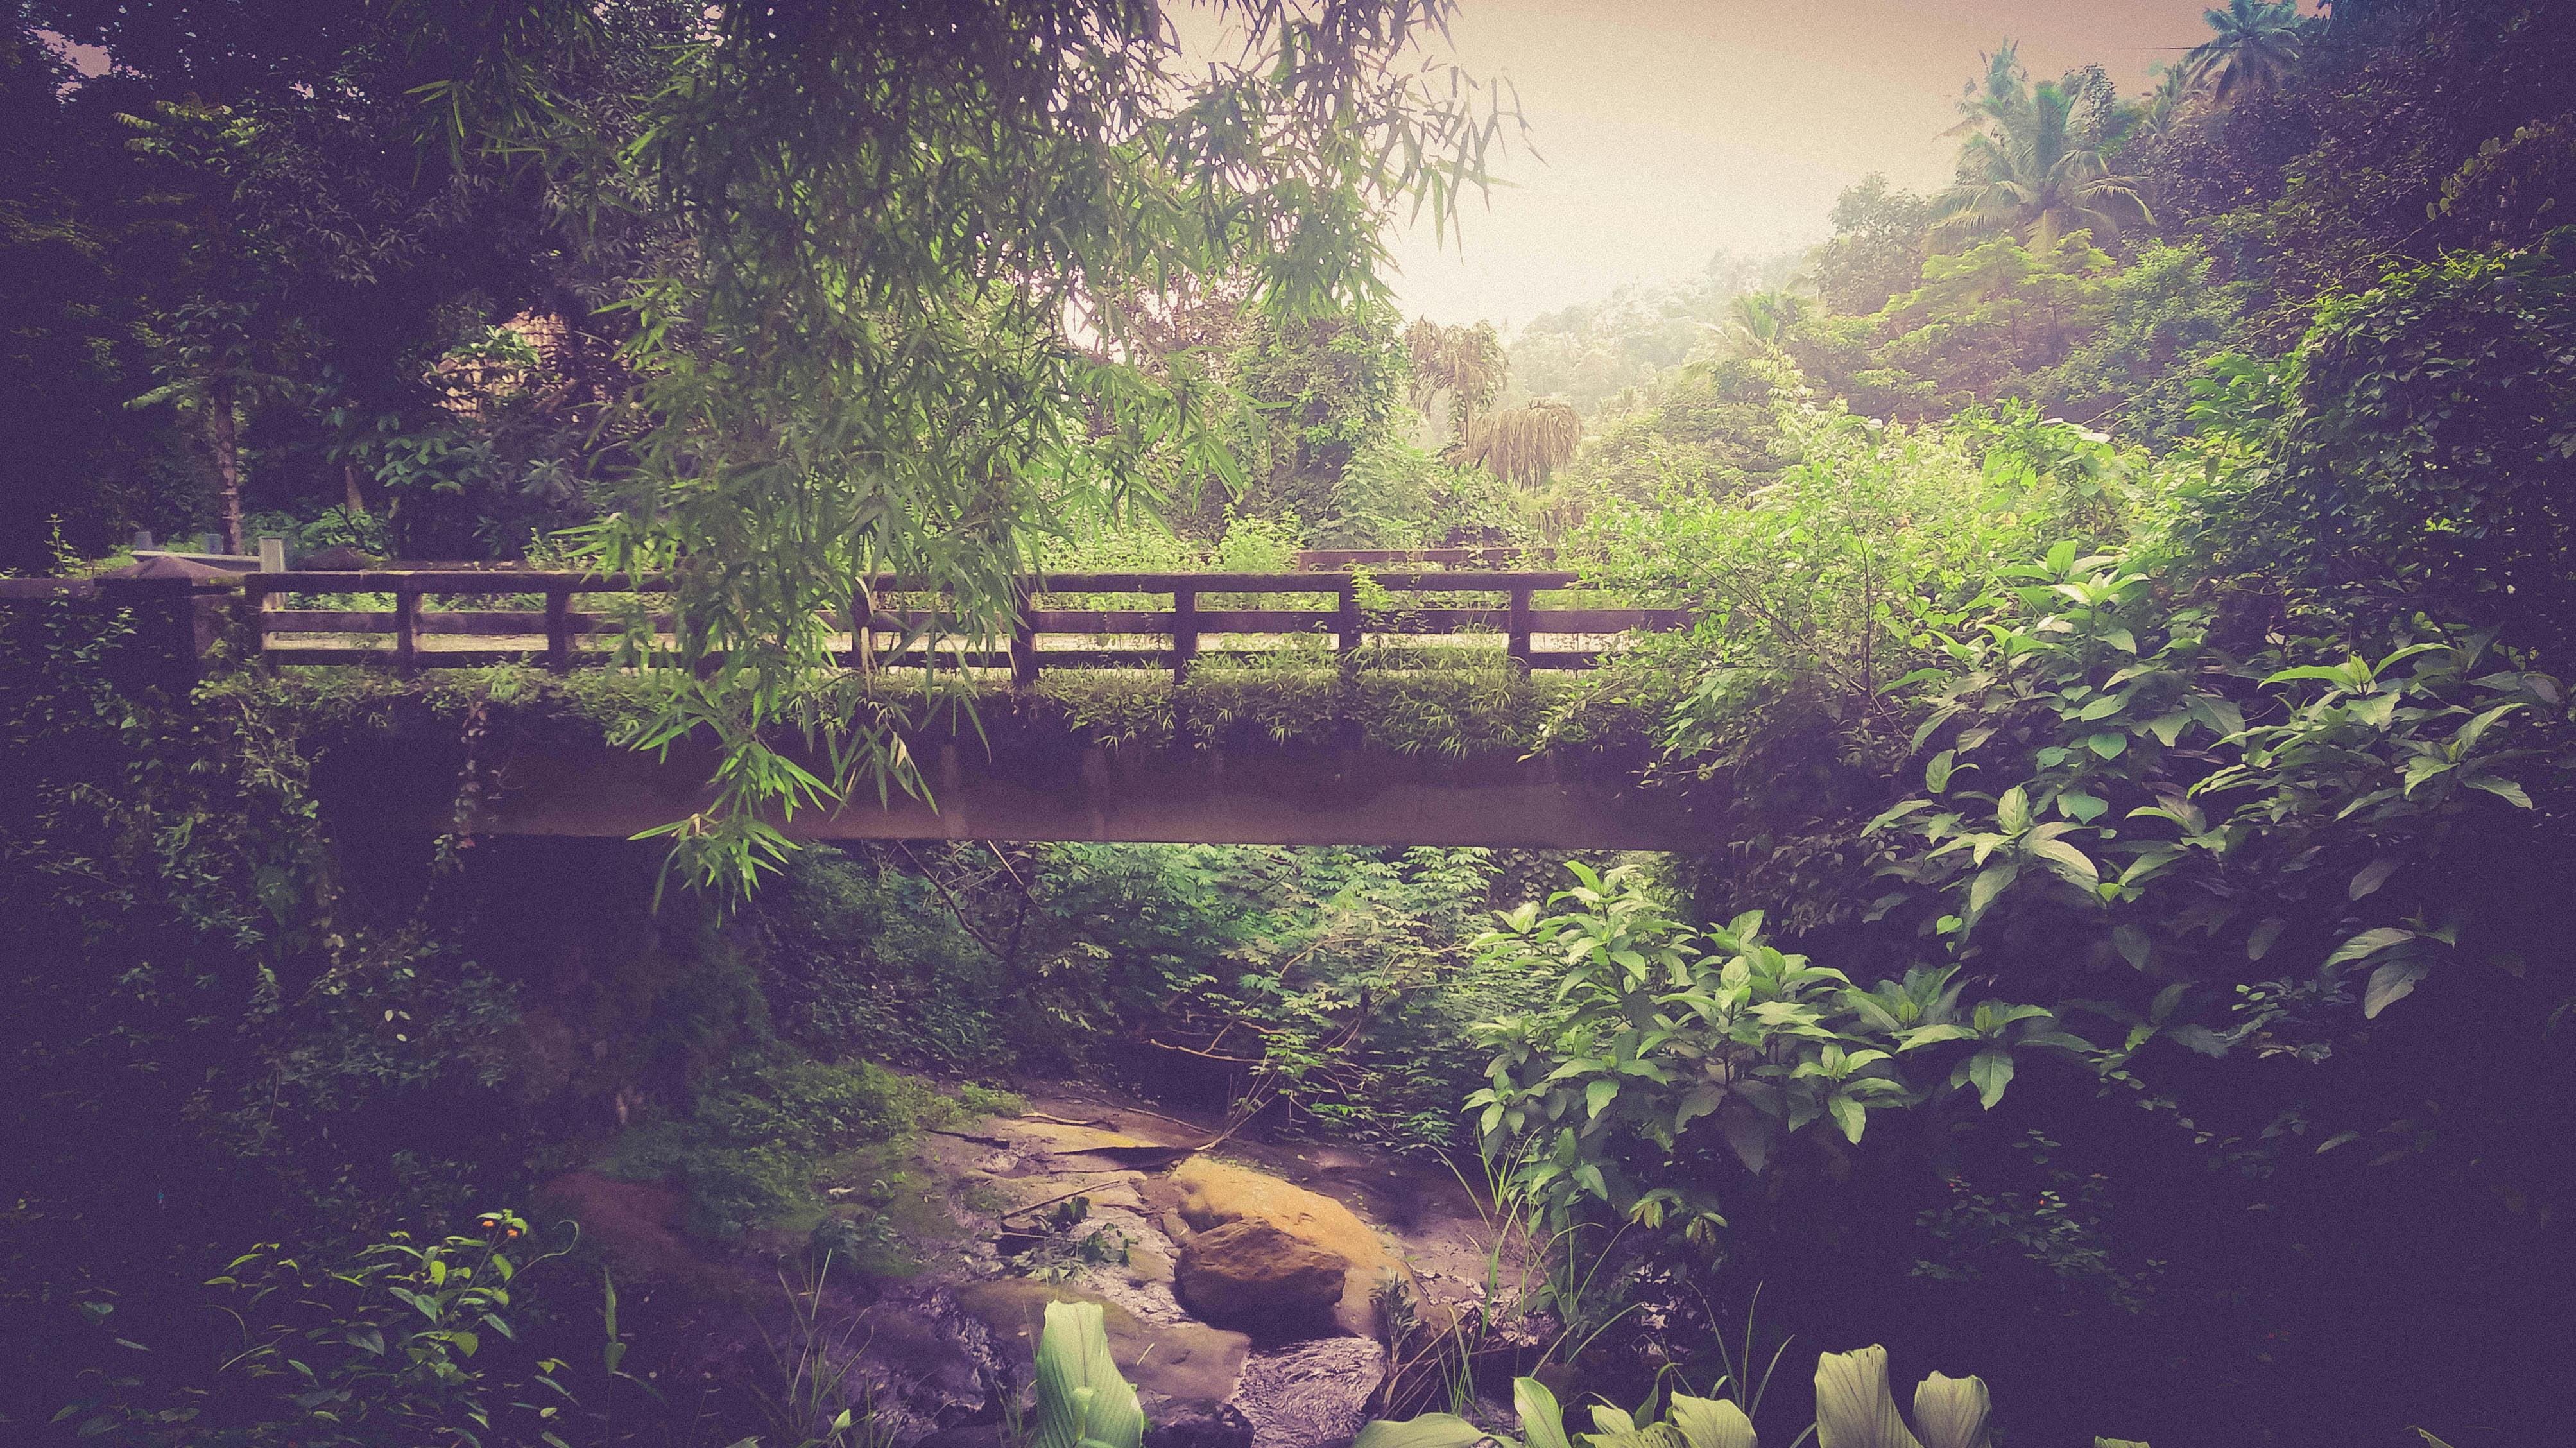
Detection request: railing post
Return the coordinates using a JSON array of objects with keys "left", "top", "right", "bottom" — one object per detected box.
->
[
  {"left": 1009, "top": 579, "right": 1038, "bottom": 688},
  {"left": 544, "top": 583, "right": 572, "bottom": 674},
  {"left": 393, "top": 584, "right": 418, "bottom": 677},
  {"left": 1336, "top": 576, "right": 1360, "bottom": 657},
  {"left": 238, "top": 574, "right": 270, "bottom": 662},
  {"left": 1508, "top": 583, "right": 1533, "bottom": 672},
  {"left": 1171, "top": 585, "right": 1198, "bottom": 684},
  {"left": 255, "top": 533, "right": 284, "bottom": 617}
]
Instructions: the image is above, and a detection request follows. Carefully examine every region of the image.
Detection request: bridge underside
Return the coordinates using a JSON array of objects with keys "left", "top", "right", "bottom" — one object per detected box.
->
[{"left": 320, "top": 737, "right": 1708, "bottom": 850}]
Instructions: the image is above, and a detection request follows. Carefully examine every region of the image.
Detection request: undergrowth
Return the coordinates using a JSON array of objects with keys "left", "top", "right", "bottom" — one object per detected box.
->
[
  {"left": 600, "top": 1051, "right": 1015, "bottom": 1244},
  {"left": 202, "top": 647, "right": 1676, "bottom": 771}
]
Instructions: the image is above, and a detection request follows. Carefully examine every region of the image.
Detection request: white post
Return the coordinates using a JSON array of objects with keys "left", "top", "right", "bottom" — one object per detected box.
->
[{"left": 258, "top": 535, "right": 287, "bottom": 614}]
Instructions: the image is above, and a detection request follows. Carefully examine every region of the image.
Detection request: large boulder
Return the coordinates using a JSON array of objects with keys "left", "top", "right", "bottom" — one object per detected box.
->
[
  {"left": 1172, "top": 1219, "right": 1348, "bottom": 1332},
  {"left": 1160, "top": 1159, "right": 1419, "bottom": 1338}
]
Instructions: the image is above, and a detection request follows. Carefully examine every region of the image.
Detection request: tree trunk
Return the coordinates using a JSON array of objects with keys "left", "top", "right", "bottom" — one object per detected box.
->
[
  {"left": 343, "top": 463, "right": 368, "bottom": 517},
  {"left": 208, "top": 376, "right": 243, "bottom": 555}
]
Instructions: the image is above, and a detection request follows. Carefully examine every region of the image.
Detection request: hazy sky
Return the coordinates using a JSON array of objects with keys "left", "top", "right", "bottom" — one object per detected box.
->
[{"left": 1387, "top": 0, "right": 2224, "bottom": 327}]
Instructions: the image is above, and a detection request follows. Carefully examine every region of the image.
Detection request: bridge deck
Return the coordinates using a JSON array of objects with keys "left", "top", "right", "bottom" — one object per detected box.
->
[{"left": 318, "top": 733, "right": 1706, "bottom": 850}]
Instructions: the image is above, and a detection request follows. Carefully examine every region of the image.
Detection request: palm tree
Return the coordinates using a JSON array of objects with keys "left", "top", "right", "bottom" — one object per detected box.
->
[
  {"left": 2186, "top": 0, "right": 2309, "bottom": 103},
  {"left": 2136, "top": 61, "right": 2197, "bottom": 137},
  {"left": 1934, "top": 51, "right": 2152, "bottom": 249},
  {"left": 1720, "top": 290, "right": 1810, "bottom": 358},
  {"left": 1461, "top": 401, "right": 1579, "bottom": 488},
  {"left": 1945, "top": 44, "right": 2029, "bottom": 141},
  {"left": 1404, "top": 318, "right": 1507, "bottom": 442}
]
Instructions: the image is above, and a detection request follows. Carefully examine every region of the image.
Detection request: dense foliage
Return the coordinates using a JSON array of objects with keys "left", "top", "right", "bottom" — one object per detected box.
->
[{"left": 9, "top": 1, "right": 2576, "bottom": 1445}]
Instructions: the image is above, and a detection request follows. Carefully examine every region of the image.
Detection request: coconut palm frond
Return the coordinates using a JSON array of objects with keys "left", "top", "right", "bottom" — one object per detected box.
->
[
  {"left": 2186, "top": 0, "right": 2308, "bottom": 103},
  {"left": 1461, "top": 401, "right": 1580, "bottom": 488},
  {"left": 1933, "top": 68, "right": 2151, "bottom": 248}
]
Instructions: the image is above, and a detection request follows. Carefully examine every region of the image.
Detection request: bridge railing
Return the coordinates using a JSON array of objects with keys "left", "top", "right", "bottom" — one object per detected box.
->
[{"left": 225, "top": 569, "right": 1690, "bottom": 682}]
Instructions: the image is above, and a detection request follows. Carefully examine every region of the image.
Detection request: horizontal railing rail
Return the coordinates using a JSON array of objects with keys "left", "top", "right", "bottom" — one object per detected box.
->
[
  {"left": 228, "top": 570, "right": 1689, "bottom": 681},
  {"left": 1289, "top": 546, "right": 1553, "bottom": 569}
]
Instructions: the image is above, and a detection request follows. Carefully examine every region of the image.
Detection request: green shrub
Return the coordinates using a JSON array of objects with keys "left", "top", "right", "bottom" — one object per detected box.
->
[
  {"left": 606, "top": 1053, "right": 936, "bottom": 1239},
  {"left": 57, "top": 1211, "right": 601, "bottom": 1447},
  {"left": 955, "top": 1081, "right": 1029, "bottom": 1117}
]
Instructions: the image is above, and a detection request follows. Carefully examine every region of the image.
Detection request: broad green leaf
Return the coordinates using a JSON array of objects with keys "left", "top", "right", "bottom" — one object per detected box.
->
[
  {"left": 2263, "top": 663, "right": 2357, "bottom": 687},
  {"left": 2401, "top": 755, "right": 2453, "bottom": 795},
  {"left": 1586, "top": 1078, "right": 1619, "bottom": 1120},
  {"left": 2324, "top": 928, "right": 2416, "bottom": 970},
  {"left": 2084, "top": 731, "right": 2127, "bottom": 759},
  {"left": 1590, "top": 1407, "right": 1640, "bottom": 1438},
  {"left": 2468, "top": 777, "right": 2534, "bottom": 808},
  {"left": 1966, "top": 1049, "right": 2013, "bottom": 1109},
  {"left": 2185, "top": 694, "right": 2245, "bottom": 739},
  {"left": 2453, "top": 702, "right": 2521, "bottom": 754},
  {"left": 2363, "top": 960, "right": 2430, "bottom": 1019},
  {"left": 1033, "top": 1301, "right": 1144, "bottom": 1448},
  {"left": 2168, "top": 1024, "right": 2229, "bottom": 1058},
  {"left": 1721, "top": 1110, "right": 1773, "bottom": 1175},
  {"left": 1516, "top": 1378, "right": 1576, "bottom": 1448},
  {"left": 1667, "top": 1394, "right": 1758, "bottom": 1448},
  {"left": 2151, "top": 981, "right": 2190, "bottom": 1023},
  {"left": 1814, "top": 1346, "right": 1925, "bottom": 1448},
  {"left": 2245, "top": 917, "right": 2286, "bottom": 961},
  {"left": 1925, "top": 750, "right": 1957, "bottom": 793},
  {"left": 1995, "top": 787, "right": 2031, "bottom": 836},
  {"left": 1867, "top": 800, "right": 1934, "bottom": 835},
  {"left": 1912, "top": 1373, "right": 1991, "bottom": 1448},
  {"left": 1354, "top": 1417, "right": 1489, "bottom": 1448},
  {"left": 2348, "top": 858, "right": 2398, "bottom": 901},
  {"left": 1675, "top": 1085, "right": 1726, "bottom": 1132},
  {"left": 1828, "top": 1094, "right": 1867, "bottom": 1143},
  {"left": 1967, "top": 864, "right": 2018, "bottom": 920},
  {"left": 1897, "top": 1023, "right": 1977, "bottom": 1051},
  {"left": 2057, "top": 791, "right": 2108, "bottom": 823},
  {"left": 2111, "top": 925, "right": 2152, "bottom": 970},
  {"left": 2027, "top": 837, "right": 2098, "bottom": 888}
]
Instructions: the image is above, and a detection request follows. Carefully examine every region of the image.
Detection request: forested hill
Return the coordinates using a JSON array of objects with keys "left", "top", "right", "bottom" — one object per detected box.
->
[{"left": 6, "top": 3, "right": 2576, "bottom": 1447}]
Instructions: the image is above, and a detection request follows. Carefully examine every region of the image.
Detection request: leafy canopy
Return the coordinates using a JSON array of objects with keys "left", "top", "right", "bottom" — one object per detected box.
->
[{"left": 429, "top": 0, "right": 1517, "bottom": 894}]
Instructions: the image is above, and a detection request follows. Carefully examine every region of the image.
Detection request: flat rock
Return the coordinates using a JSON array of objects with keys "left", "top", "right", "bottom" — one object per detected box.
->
[
  {"left": 952, "top": 1280, "right": 1251, "bottom": 1405},
  {"left": 1000, "top": 1119, "right": 1152, "bottom": 1155},
  {"left": 1126, "top": 1243, "right": 1176, "bottom": 1284}
]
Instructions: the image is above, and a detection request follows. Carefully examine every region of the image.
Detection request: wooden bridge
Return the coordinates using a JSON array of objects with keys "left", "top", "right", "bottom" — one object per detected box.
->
[
  {"left": 231, "top": 567, "right": 1685, "bottom": 678},
  {"left": 8, "top": 564, "right": 1710, "bottom": 850}
]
